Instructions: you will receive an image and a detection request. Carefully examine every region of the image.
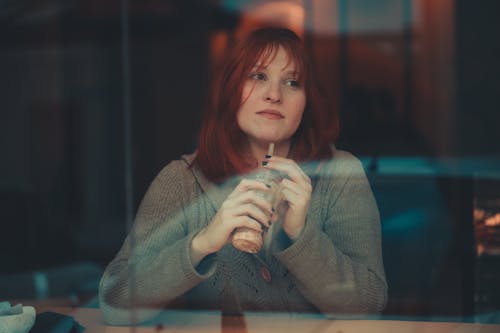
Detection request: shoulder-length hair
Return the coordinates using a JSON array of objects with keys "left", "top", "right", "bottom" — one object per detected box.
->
[{"left": 192, "top": 27, "right": 339, "bottom": 183}]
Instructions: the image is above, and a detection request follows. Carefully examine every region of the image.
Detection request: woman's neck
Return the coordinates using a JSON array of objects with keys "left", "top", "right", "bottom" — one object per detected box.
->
[{"left": 247, "top": 140, "right": 290, "bottom": 166}]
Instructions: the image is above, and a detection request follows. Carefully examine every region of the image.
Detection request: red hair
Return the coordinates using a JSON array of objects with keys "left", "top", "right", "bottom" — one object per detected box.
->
[{"left": 193, "top": 27, "right": 339, "bottom": 182}]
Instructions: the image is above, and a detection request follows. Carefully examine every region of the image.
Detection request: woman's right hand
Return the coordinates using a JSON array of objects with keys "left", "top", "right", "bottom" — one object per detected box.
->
[{"left": 191, "top": 179, "right": 274, "bottom": 262}]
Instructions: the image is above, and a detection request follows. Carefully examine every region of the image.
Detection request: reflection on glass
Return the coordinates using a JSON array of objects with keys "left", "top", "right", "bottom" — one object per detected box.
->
[
  {"left": 474, "top": 175, "right": 500, "bottom": 256},
  {"left": 473, "top": 173, "right": 500, "bottom": 320}
]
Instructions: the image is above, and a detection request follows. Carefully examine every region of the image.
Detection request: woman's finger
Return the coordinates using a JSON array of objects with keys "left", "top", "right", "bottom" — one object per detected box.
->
[
  {"left": 233, "top": 215, "right": 264, "bottom": 233},
  {"left": 280, "top": 178, "right": 312, "bottom": 196},
  {"left": 223, "top": 189, "right": 274, "bottom": 218},
  {"left": 263, "top": 157, "right": 310, "bottom": 185},
  {"left": 231, "top": 203, "right": 271, "bottom": 228},
  {"left": 238, "top": 190, "right": 274, "bottom": 215},
  {"left": 280, "top": 186, "right": 309, "bottom": 208},
  {"left": 230, "top": 178, "right": 271, "bottom": 197}
]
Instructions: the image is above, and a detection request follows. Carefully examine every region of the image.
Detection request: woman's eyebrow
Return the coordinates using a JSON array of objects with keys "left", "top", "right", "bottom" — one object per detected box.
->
[
  {"left": 251, "top": 64, "right": 267, "bottom": 70},
  {"left": 282, "top": 69, "right": 299, "bottom": 76}
]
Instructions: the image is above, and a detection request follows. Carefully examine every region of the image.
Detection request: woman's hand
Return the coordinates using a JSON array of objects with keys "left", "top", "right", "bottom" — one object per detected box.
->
[
  {"left": 191, "top": 179, "right": 274, "bottom": 263},
  {"left": 263, "top": 156, "right": 312, "bottom": 240}
]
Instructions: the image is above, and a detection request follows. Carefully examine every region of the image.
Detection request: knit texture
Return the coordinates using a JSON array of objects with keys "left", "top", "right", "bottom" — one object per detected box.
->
[{"left": 99, "top": 149, "right": 387, "bottom": 325}]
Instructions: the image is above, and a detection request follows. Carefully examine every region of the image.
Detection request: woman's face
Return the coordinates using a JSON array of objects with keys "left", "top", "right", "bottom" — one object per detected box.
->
[{"left": 237, "top": 46, "right": 306, "bottom": 149}]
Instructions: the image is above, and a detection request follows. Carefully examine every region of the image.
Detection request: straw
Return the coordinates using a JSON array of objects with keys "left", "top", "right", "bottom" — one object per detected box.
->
[{"left": 267, "top": 143, "right": 275, "bottom": 157}]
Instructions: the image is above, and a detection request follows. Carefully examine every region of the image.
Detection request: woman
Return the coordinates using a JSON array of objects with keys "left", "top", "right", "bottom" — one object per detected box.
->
[{"left": 99, "top": 27, "right": 387, "bottom": 325}]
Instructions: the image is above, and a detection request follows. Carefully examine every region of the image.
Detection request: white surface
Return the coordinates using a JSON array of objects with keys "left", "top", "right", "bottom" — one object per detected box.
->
[{"left": 0, "top": 306, "right": 36, "bottom": 333}]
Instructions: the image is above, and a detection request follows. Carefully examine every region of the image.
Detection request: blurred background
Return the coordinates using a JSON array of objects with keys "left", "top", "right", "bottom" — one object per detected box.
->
[{"left": 1, "top": 0, "right": 499, "bottom": 323}]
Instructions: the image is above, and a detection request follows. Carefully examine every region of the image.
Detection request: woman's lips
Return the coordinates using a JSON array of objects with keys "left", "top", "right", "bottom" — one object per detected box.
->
[{"left": 256, "top": 110, "right": 284, "bottom": 120}]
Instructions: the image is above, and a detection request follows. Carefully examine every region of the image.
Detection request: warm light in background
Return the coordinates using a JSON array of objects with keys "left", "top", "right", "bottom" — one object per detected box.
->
[
  {"left": 210, "top": 1, "right": 305, "bottom": 70},
  {"left": 236, "top": 1, "right": 305, "bottom": 38}
]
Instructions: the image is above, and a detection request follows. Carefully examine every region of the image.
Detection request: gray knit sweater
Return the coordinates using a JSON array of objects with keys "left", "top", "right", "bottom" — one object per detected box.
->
[{"left": 99, "top": 149, "right": 387, "bottom": 325}]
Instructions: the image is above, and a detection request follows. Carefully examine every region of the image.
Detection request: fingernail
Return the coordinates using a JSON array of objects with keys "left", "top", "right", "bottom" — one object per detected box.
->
[
  {"left": 265, "top": 183, "right": 271, "bottom": 188},
  {"left": 272, "top": 207, "right": 275, "bottom": 212},
  {"left": 265, "top": 154, "right": 272, "bottom": 159},
  {"left": 268, "top": 220, "right": 273, "bottom": 226},
  {"left": 262, "top": 161, "right": 268, "bottom": 166}
]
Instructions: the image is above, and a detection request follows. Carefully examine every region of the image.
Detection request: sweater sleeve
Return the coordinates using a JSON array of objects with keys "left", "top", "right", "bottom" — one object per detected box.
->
[
  {"left": 98, "top": 161, "right": 216, "bottom": 325},
  {"left": 274, "top": 153, "right": 388, "bottom": 315}
]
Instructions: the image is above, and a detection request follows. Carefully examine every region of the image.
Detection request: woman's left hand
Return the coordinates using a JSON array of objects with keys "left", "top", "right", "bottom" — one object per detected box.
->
[{"left": 263, "top": 156, "right": 312, "bottom": 240}]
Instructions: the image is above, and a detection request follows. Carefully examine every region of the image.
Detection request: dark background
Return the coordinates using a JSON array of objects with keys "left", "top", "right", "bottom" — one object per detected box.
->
[{"left": 1, "top": 0, "right": 499, "bottom": 321}]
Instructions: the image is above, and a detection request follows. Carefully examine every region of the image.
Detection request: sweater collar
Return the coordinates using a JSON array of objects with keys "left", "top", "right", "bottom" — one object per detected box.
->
[{"left": 181, "top": 152, "right": 237, "bottom": 211}]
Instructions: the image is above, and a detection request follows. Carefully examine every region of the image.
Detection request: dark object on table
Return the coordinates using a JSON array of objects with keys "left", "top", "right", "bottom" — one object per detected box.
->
[{"left": 30, "top": 312, "right": 84, "bottom": 333}]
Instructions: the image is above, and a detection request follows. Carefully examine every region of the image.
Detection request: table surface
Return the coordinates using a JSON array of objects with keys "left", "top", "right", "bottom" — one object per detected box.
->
[{"left": 32, "top": 306, "right": 500, "bottom": 333}]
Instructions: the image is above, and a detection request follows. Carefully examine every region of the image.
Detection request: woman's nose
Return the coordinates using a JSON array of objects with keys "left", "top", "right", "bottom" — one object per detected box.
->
[{"left": 264, "top": 82, "right": 282, "bottom": 103}]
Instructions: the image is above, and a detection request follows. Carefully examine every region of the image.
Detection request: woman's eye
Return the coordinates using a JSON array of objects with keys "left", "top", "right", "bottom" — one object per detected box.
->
[
  {"left": 285, "top": 79, "right": 300, "bottom": 88},
  {"left": 250, "top": 73, "right": 266, "bottom": 81}
]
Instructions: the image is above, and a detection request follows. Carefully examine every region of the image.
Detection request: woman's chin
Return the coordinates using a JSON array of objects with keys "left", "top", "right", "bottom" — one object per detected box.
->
[
  {"left": 245, "top": 131, "right": 290, "bottom": 147},
  {"left": 256, "top": 136, "right": 283, "bottom": 145}
]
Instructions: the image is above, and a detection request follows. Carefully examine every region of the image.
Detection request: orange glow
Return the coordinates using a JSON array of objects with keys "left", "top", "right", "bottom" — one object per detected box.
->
[{"left": 236, "top": 1, "right": 305, "bottom": 39}]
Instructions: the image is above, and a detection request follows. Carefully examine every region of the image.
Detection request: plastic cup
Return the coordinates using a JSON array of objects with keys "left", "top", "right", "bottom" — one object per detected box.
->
[{"left": 231, "top": 169, "right": 281, "bottom": 253}]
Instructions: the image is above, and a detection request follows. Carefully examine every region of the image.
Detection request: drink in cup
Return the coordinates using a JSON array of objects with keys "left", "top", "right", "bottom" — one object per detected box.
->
[{"left": 231, "top": 143, "right": 281, "bottom": 253}]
